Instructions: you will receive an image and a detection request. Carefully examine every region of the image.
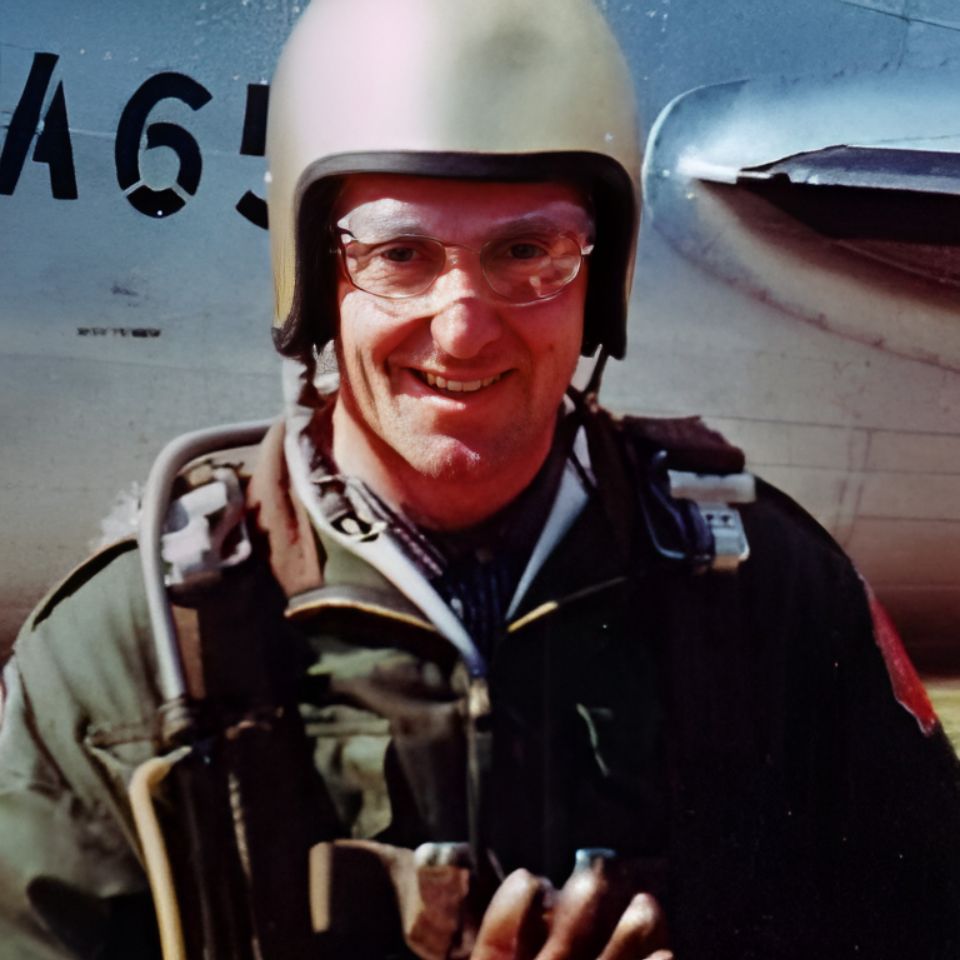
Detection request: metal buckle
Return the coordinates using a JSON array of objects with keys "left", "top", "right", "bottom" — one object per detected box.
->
[
  {"left": 161, "top": 467, "right": 252, "bottom": 588},
  {"left": 668, "top": 470, "right": 754, "bottom": 573}
]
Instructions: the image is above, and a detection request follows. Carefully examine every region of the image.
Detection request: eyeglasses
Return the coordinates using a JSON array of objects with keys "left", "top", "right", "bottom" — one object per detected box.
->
[{"left": 334, "top": 228, "right": 594, "bottom": 303}]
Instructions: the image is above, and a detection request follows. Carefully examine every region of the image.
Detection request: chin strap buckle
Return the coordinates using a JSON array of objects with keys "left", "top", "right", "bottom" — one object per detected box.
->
[{"left": 668, "top": 470, "right": 755, "bottom": 573}]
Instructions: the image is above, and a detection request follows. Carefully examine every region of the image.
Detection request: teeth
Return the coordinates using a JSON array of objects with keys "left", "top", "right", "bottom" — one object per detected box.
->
[{"left": 423, "top": 371, "right": 503, "bottom": 392}]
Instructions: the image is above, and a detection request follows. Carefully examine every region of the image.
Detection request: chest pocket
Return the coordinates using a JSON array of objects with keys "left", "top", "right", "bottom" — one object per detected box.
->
[
  {"left": 299, "top": 638, "right": 470, "bottom": 846},
  {"left": 303, "top": 702, "right": 393, "bottom": 839}
]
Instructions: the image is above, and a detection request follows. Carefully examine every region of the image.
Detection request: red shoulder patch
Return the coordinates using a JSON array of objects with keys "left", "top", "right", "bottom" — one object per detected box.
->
[{"left": 865, "top": 585, "right": 938, "bottom": 736}]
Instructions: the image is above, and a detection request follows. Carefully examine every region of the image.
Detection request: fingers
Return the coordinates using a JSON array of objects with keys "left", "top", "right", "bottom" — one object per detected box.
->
[
  {"left": 596, "top": 893, "right": 669, "bottom": 960},
  {"left": 472, "top": 865, "right": 670, "bottom": 960},
  {"left": 536, "top": 864, "right": 619, "bottom": 960},
  {"left": 536, "top": 865, "right": 670, "bottom": 960},
  {"left": 472, "top": 869, "right": 553, "bottom": 960}
]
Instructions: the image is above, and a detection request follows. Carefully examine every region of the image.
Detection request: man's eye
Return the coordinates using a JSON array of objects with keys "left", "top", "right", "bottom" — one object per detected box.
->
[
  {"left": 506, "top": 241, "right": 548, "bottom": 260},
  {"left": 372, "top": 240, "right": 439, "bottom": 265},
  {"left": 380, "top": 245, "right": 420, "bottom": 263}
]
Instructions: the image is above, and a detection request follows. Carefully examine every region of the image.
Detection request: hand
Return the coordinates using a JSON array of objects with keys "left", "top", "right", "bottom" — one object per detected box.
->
[{"left": 471, "top": 865, "right": 671, "bottom": 960}]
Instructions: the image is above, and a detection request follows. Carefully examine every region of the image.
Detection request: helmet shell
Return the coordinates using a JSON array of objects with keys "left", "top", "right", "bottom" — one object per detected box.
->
[{"left": 267, "top": 0, "right": 640, "bottom": 359}]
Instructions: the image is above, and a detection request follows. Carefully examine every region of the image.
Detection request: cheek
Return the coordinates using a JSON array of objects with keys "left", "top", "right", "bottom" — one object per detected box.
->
[
  {"left": 337, "top": 289, "right": 413, "bottom": 367},
  {"left": 518, "top": 296, "right": 586, "bottom": 380}
]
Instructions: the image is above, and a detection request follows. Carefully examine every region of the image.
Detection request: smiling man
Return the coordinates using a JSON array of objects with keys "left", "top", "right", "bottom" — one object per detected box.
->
[
  {"left": 330, "top": 177, "right": 593, "bottom": 528},
  {"left": 3, "top": 1, "right": 960, "bottom": 959}
]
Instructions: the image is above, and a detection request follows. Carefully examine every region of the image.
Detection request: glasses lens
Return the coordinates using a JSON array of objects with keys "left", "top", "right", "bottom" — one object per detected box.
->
[
  {"left": 482, "top": 233, "right": 584, "bottom": 302},
  {"left": 341, "top": 236, "right": 445, "bottom": 298}
]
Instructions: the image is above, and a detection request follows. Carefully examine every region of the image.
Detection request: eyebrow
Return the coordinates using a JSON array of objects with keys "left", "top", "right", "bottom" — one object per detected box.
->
[
  {"left": 486, "top": 213, "right": 595, "bottom": 238},
  {"left": 336, "top": 215, "right": 430, "bottom": 238}
]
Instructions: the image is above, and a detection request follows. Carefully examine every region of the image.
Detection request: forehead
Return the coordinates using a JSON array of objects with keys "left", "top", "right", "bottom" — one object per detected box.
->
[{"left": 332, "top": 174, "right": 592, "bottom": 240}]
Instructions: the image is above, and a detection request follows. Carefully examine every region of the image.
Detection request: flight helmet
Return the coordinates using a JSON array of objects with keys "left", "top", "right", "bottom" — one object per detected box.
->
[{"left": 266, "top": 0, "right": 641, "bottom": 362}]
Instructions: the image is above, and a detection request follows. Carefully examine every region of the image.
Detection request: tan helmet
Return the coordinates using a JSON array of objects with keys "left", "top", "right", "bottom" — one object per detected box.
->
[{"left": 266, "top": 0, "right": 640, "bottom": 361}]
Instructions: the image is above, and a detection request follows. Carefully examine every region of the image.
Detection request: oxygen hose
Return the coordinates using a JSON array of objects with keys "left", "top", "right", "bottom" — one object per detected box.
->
[
  {"left": 135, "top": 420, "right": 271, "bottom": 956},
  {"left": 138, "top": 418, "right": 272, "bottom": 742}
]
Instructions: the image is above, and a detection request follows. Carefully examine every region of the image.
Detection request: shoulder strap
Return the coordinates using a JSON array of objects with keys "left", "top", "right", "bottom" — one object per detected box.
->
[{"left": 617, "top": 411, "right": 746, "bottom": 475}]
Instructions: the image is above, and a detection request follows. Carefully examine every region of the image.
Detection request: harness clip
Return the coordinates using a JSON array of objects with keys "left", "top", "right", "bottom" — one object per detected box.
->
[
  {"left": 668, "top": 470, "right": 754, "bottom": 573},
  {"left": 161, "top": 467, "right": 252, "bottom": 589}
]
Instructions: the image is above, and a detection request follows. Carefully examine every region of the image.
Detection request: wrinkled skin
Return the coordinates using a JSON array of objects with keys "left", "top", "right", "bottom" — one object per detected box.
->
[{"left": 473, "top": 868, "right": 671, "bottom": 960}]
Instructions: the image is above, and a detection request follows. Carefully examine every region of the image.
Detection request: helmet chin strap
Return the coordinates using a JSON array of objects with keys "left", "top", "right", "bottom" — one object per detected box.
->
[
  {"left": 565, "top": 346, "right": 609, "bottom": 433},
  {"left": 583, "top": 346, "right": 609, "bottom": 401}
]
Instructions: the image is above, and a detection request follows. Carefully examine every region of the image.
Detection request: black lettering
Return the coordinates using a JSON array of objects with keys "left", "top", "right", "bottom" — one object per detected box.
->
[
  {"left": 115, "top": 72, "right": 212, "bottom": 218},
  {"left": 77, "top": 326, "right": 160, "bottom": 338},
  {"left": 0, "top": 52, "right": 78, "bottom": 199},
  {"left": 239, "top": 84, "right": 269, "bottom": 156},
  {"left": 32, "top": 83, "right": 78, "bottom": 199},
  {"left": 236, "top": 82, "right": 269, "bottom": 229},
  {"left": 236, "top": 190, "right": 267, "bottom": 228}
]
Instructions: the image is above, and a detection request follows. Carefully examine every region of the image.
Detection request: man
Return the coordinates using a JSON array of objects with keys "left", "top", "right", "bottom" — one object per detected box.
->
[{"left": 2, "top": 1, "right": 959, "bottom": 958}]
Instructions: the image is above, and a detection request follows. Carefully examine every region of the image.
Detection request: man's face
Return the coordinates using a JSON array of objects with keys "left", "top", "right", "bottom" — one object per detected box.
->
[{"left": 331, "top": 175, "right": 591, "bottom": 486}]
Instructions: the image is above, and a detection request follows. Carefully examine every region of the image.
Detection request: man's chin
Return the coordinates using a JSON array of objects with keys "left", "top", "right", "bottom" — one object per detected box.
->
[{"left": 399, "top": 438, "right": 487, "bottom": 481}]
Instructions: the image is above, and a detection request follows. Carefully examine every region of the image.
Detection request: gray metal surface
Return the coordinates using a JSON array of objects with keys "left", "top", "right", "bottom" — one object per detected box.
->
[{"left": 3, "top": 0, "right": 960, "bottom": 662}]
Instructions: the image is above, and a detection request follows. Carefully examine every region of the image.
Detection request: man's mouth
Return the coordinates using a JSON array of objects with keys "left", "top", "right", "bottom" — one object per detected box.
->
[{"left": 412, "top": 370, "right": 507, "bottom": 394}]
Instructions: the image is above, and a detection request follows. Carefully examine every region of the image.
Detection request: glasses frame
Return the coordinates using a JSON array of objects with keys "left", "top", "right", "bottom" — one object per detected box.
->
[{"left": 332, "top": 227, "right": 595, "bottom": 304}]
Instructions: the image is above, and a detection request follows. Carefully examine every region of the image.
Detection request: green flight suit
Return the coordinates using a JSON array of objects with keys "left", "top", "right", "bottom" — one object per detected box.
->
[{"left": 0, "top": 543, "right": 162, "bottom": 959}]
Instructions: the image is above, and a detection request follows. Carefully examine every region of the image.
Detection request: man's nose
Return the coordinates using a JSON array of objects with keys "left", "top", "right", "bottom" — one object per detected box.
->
[{"left": 428, "top": 262, "right": 504, "bottom": 359}]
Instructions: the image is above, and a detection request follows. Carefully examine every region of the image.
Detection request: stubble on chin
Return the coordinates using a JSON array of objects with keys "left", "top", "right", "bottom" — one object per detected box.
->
[{"left": 389, "top": 426, "right": 486, "bottom": 481}]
